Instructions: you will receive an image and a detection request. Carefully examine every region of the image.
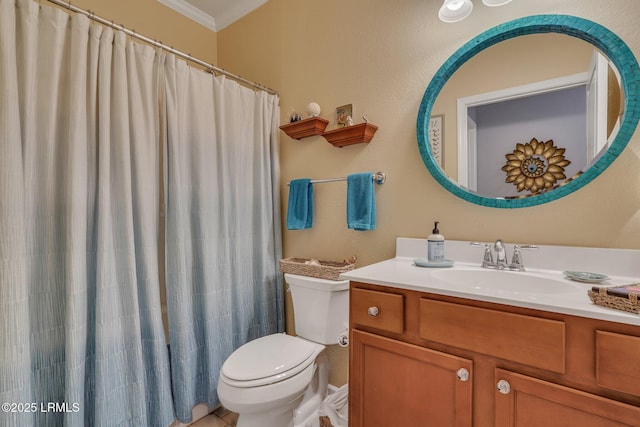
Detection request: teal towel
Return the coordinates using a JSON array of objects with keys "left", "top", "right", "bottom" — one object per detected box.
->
[
  {"left": 287, "top": 179, "right": 314, "bottom": 230},
  {"left": 347, "top": 173, "right": 376, "bottom": 231}
]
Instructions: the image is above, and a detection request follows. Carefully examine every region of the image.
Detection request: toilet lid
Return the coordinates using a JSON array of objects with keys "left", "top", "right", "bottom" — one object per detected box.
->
[{"left": 221, "top": 334, "right": 319, "bottom": 383}]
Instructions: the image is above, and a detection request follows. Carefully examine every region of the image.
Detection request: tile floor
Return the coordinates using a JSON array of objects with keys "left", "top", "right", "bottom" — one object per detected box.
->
[{"left": 190, "top": 407, "right": 238, "bottom": 427}]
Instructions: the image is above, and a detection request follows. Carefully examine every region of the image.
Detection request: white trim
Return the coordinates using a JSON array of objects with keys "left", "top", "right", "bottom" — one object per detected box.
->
[
  {"left": 467, "top": 116, "right": 478, "bottom": 190},
  {"left": 156, "top": 0, "right": 218, "bottom": 32},
  {"left": 457, "top": 72, "right": 589, "bottom": 109},
  {"left": 156, "top": 0, "right": 268, "bottom": 32},
  {"left": 456, "top": 72, "right": 589, "bottom": 189},
  {"left": 457, "top": 98, "right": 470, "bottom": 187},
  {"left": 214, "top": 0, "right": 268, "bottom": 31},
  {"left": 586, "top": 51, "right": 609, "bottom": 162}
]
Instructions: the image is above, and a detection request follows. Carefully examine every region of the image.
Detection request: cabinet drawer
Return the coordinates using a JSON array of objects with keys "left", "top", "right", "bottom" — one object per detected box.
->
[
  {"left": 419, "top": 299, "right": 565, "bottom": 373},
  {"left": 595, "top": 330, "right": 640, "bottom": 395},
  {"left": 351, "top": 288, "right": 404, "bottom": 334}
]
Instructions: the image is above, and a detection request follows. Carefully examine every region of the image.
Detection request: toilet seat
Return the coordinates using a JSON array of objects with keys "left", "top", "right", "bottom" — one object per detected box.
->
[{"left": 220, "top": 334, "right": 323, "bottom": 388}]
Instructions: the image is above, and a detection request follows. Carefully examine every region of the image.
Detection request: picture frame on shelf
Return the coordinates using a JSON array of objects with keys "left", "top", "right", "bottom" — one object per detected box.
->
[{"left": 335, "top": 104, "right": 353, "bottom": 128}]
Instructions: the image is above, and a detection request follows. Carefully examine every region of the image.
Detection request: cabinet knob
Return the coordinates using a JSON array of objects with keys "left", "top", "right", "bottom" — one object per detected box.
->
[
  {"left": 367, "top": 306, "right": 380, "bottom": 317},
  {"left": 496, "top": 379, "right": 511, "bottom": 395},
  {"left": 456, "top": 368, "right": 470, "bottom": 382}
]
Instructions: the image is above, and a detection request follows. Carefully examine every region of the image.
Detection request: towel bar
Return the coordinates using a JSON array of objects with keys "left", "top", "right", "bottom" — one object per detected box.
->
[{"left": 287, "top": 171, "right": 386, "bottom": 186}]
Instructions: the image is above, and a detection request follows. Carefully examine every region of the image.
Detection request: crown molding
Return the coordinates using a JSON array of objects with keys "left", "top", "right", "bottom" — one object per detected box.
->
[
  {"left": 156, "top": 0, "right": 218, "bottom": 32},
  {"left": 156, "top": 0, "right": 267, "bottom": 32},
  {"left": 214, "top": 0, "right": 268, "bottom": 31}
]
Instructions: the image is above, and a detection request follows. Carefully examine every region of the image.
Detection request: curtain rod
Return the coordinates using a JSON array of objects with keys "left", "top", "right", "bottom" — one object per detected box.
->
[
  {"left": 45, "top": 0, "right": 278, "bottom": 95},
  {"left": 287, "top": 172, "right": 387, "bottom": 186}
]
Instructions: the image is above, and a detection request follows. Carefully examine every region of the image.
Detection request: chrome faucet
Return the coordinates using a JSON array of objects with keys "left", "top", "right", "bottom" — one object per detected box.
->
[
  {"left": 470, "top": 242, "right": 494, "bottom": 268},
  {"left": 470, "top": 241, "right": 538, "bottom": 271},
  {"left": 508, "top": 244, "right": 538, "bottom": 271},
  {"left": 493, "top": 239, "right": 508, "bottom": 269}
]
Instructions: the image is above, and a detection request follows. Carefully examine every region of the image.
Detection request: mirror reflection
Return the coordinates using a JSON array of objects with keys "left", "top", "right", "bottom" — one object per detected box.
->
[{"left": 430, "top": 33, "right": 624, "bottom": 199}]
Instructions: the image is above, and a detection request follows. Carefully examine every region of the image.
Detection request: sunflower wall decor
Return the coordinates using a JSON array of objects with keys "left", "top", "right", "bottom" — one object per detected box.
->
[{"left": 501, "top": 138, "right": 571, "bottom": 194}]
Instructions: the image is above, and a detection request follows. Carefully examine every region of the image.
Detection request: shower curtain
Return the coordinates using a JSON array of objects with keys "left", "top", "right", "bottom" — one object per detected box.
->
[
  {"left": 0, "top": 0, "right": 283, "bottom": 425},
  {"left": 0, "top": 0, "right": 174, "bottom": 425},
  {"left": 163, "top": 57, "right": 283, "bottom": 423}
]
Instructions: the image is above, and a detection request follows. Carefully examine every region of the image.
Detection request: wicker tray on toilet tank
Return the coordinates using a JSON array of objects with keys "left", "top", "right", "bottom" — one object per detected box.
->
[{"left": 279, "top": 257, "right": 356, "bottom": 281}]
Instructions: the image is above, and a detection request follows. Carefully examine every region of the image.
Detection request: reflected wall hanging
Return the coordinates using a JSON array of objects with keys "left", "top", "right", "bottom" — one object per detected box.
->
[{"left": 502, "top": 138, "right": 571, "bottom": 194}]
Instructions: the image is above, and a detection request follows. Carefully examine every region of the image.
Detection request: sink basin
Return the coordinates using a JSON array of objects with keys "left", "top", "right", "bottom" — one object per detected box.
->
[{"left": 431, "top": 268, "right": 585, "bottom": 296}]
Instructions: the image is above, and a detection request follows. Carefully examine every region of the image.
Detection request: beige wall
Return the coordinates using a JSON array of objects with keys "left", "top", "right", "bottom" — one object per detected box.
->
[
  {"left": 219, "top": 0, "right": 640, "bottom": 263},
  {"left": 218, "top": 0, "right": 640, "bottom": 385},
  {"left": 68, "top": 0, "right": 217, "bottom": 64}
]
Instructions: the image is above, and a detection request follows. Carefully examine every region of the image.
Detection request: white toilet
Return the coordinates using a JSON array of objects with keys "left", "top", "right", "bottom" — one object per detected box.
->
[{"left": 217, "top": 273, "right": 349, "bottom": 427}]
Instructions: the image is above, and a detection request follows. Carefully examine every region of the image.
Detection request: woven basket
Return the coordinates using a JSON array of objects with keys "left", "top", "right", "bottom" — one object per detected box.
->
[
  {"left": 588, "top": 287, "right": 640, "bottom": 314},
  {"left": 279, "top": 257, "right": 355, "bottom": 281},
  {"left": 319, "top": 416, "right": 334, "bottom": 427}
]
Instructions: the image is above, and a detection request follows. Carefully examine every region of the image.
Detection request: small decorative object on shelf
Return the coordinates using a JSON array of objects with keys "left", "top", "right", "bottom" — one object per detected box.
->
[
  {"left": 279, "top": 117, "right": 330, "bottom": 140},
  {"left": 335, "top": 104, "right": 353, "bottom": 128},
  {"left": 289, "top": 112, "right": 303, "bottom": 122},
  {"left": 322, "top": 121, "right": 378, "bottom": 148},
  {"left": 306, "top": 102, "right": 321, "bottom": 117}
]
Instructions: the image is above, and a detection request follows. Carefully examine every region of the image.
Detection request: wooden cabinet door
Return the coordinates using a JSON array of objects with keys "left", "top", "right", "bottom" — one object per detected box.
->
[
  {"left": 494, "top": 369, "right": 640, "bottom": 427},
  {"left": 350, "top": 329, "right": 472, "bottom": 427}
]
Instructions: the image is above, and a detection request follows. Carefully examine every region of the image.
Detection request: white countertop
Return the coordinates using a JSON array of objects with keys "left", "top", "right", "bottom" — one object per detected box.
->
[{"left": 341, "top": 238, "right": 640, "bottom": 327}]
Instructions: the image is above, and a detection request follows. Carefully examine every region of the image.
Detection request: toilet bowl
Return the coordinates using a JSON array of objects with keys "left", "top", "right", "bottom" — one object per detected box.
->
[
  {"left": 217, "top": 333, "right": 328, "bottom": 427},
  {"left": 217, "top": 273, "right": 349, "bottom": 427}
]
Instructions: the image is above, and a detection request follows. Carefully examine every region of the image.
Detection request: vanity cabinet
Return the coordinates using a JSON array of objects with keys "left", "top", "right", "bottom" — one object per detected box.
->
[
  {"left": 349, "top": 281, "right": 640, "bottom": 427},
  {"left": 494, "top": 369, "right": 640, "bottom": 426},
  {"left": 350, "top": 330, "right": 472, "bottom": 427}
]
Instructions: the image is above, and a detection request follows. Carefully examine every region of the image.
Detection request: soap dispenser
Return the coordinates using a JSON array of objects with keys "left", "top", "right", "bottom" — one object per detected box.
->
[{"left": 428, "top": 221, "right": 445, "bottom": 262}]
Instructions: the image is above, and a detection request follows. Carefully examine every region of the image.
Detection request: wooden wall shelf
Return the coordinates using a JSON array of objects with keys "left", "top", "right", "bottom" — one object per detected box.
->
[
  {"left": 321, "top": 122, "right": 378, "bottom": 148},
  {"left": 279, "top": 117, "right": 329, "bottom": 140}
]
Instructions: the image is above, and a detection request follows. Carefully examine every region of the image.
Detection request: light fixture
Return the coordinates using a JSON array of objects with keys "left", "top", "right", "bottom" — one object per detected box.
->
[
  {"left": 438, "top": 0, "right": 473, "bottom": 23},
  {"left": 482, "top": 0, "right": 513, "bottom": 6},
  {"left": 439, "top": 0, "right": 513, "bottom": 23}
]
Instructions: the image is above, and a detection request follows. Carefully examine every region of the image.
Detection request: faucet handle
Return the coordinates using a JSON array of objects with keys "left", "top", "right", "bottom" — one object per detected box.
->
[
  {"left": 470, "top": 242, "right": 494, "bottom": 268},
  {"left": 516, "top": 244, "right": 538, "bottom": 250},
  {"left": 509, "top": 244, "right": 538, "bottom": 271}
]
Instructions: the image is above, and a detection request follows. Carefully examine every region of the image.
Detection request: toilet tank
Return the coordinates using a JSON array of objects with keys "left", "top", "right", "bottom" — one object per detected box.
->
[{"left": 284, "top": 273, "right": 349, "bottom": 345}]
